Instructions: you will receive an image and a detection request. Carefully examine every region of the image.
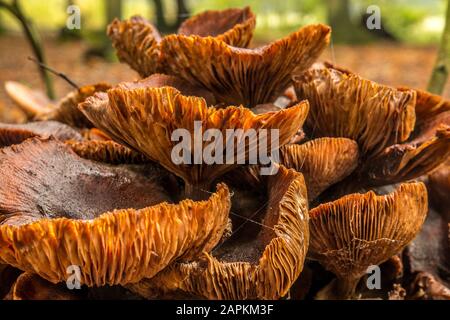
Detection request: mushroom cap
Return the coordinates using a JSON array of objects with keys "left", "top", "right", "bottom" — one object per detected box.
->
[
  {"left": 404, "top": 207, "right": 450, "bottom": 289},
  {"left": 79, "top": 86, "right": 309, "bottom": 186},
  {"left": 4, "top": 81, "right": 54, "bottom": 117},
  {"left": 309, "top": 182, "right": 428, "bottom": 280},
  {"left": 161, "top": 24, "right": 331, "bottom": 106},
  {"left": 428, "top": 162, "right": 450, "bottom": 215},
  {"left": 294, "top": 67, "right": 417, "bottom": 159},
  {"left": 108, "top": 16, "right": 163, "bottom": 76},
  {"left": 280, "top": 137, "right": 359, "bottom": 200},
  {"left": 0, "top": 120, "right": 83, "bottom": 147},
  {"left": 66, "top": 140, "right": 150, "bottom": 165},
  {"left": 129, "top": 165, "right": 309, "bottom": 300},
  {"left": 118, "top": 74, "right": 216, "bottom": 105},
  {"left": 0, "top": 138, "right": 231, "bottom": 286},
  {"left": 178, "top": 6, "right": 256, "bottom": 47},
  {"left": 107, "top": 8, "right": 256, "bottom": 78},
  {"left": 37, "top": 83, "right": 111, "bottom": 128},
  {"left": 365, "top": 89, "right": 450, "bottom": 185}
]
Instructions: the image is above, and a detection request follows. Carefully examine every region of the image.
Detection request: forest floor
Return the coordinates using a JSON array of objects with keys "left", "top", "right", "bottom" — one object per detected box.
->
[{"left": 0, "top": 34, "right": 449, "bottom": 122}]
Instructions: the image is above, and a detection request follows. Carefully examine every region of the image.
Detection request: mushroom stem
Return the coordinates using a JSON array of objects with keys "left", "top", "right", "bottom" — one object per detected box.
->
[
  {"left": 334, "top": 276, "right": 360, "bottom": 300},
  {"left": 184, "top": 182, "right": 211, "bottom": 201}
]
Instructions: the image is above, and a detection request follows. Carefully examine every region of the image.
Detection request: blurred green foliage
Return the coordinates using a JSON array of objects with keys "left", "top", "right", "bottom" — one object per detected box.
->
[{"left": 0, "top": 0, "right": 447, "bottom": 44}]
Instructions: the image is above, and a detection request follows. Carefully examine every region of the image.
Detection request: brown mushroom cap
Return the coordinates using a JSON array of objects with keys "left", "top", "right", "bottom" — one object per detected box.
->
[
  {"left": 309, "top": 182, "right": 428, "bottom": 281},
  {"left": 0, "top": 138, "right": 231, "bottom": 286},
  {"left": 428, "top": 162, "right": 450, "bottom": 215},
  {"left": 178, "top": 6, "right": 256, "bottom": 47},
  {"left": 0, "top": 137, "right": 169, "bottom": 225},
  {"left": 404, "top": 207, "right": 450, "bottom": 290},
  {"left": 0, "top": 120, "right": 83, "bottom": 147},
  {"left": 107, "top": 8, "right": 256, "bottom": 78},
  {"left": 108, "top": 16, "right": 163, "bottom": 77},
  {"left": 280, "top": 137, "right": 359, "bottom": 200},
  {"left": 129, "top": 165, "right": 309, "bottom": 300},
  {"left": 161, "top": 24, "right": 330, "bottom": 106},
  {"left": 79, "top": 86, "right": 309, "bottom": 189},
  {"left": 37, "top": 83, "right": 112, "bottom": 128},
  {"left": 294, "top": 67, "right": 417, "bottom": 159},
  {"left": 4, "top": 81, "right": 54, "bottom": 117},
  {"left": 365, "top": 89, "right": 450, "bottom": 185}
]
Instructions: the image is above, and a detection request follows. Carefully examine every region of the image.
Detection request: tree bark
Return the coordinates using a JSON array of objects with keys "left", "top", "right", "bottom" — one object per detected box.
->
[{"left": 427, "top": 0, "right": 450, "bottom": 95}]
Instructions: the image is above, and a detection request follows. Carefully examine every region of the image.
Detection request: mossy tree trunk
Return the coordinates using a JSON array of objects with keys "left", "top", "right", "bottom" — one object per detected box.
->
[{"left": 428, "top": 0, "right": 450, "bottom": 95}]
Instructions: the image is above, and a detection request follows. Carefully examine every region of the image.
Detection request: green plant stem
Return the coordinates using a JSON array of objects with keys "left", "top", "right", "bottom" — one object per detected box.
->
[
  {"left": 428, "top": 0, "right": 450, "bottom": 95},
  {"left": 0, "top": 0, "right": 55, "bottom": 99}
]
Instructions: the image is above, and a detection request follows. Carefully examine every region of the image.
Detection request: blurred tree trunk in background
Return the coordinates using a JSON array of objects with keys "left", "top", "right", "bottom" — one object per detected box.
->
[
  {"left": 150, "top": 0, "right": 189, "bottom": 33},
  {"left": 152, "top": 0, "right": 168, "bottom": 31},
  {"left": 106, "top": 0, "right": 122, "bottom": 23},
  {"left": 428, "top": 0, "right": 450, "bottom": 95},
  {"left": 327, "top": 0, "right": 371, "bottom": 43},
  {"left": 176, "top": 0, "right": 189, "bottom": 27}
]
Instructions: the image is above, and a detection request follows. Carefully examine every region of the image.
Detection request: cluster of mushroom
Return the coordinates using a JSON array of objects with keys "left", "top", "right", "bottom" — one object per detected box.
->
[{"left": 0, "top": 7, "right": 449, "bottom": 300}]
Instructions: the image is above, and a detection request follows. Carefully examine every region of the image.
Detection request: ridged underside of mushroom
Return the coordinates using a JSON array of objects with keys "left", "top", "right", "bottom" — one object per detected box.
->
[
  {"left": 403, "top": 87, "right": 450, "bottom": 127},
  {"left": 107, "top": 7, "right": 256, "bottom": 78},
  {"left": 366, "top": 125, "right": 450, "bottom": 185},
  {"left": 117, "top": 74, "right": 216, "bottom": 105},
  {"left": 0, "top": 139, "right": 231, "bottom": 285},
  {"left": 129, "top": 165, "right": 309, "bottom": 300},
  {"left": 108, "top": 16, "right": 162, "bottom": 77},
  {"left": 295, "top": 67, "right": 417, "bottom": 158},
  {"left": 309, "top": 182, "right": 428, "bottom": 279},
  {"left": 177, "top": 7, "right": 256, "bottom": 47},
  {"left": 37, "top": 83, "right": 111, "bottom": 128},
  {"left": 6, "top": 272, "right": 82, "bottom": 300},
  {"left": 0, "top": 137, "right": 170, "bottom": 225},
  {"left": 0, "top": 120, "right": 83, "bottom": 147},
  {"left": 160, "top": 24, "right": 330, "bottom": 106},
  {"left": 66, "top": 140, "right": 150, "bottom": 164},
  {"left": 280, "top": 137, "right": 359, "bottom": 200},
  {"left": 80, "top": 86, "right": 309, "bottom": 186}
]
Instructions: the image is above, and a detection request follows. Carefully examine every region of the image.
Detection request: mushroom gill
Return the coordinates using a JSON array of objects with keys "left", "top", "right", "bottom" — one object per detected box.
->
[
  {"left": 107, "top": 7, "right": 256, "bottom": 78},
  {"left": 309, "top": 182, "right": 428, "bottom": 299},
  {"left": 279, "top": 137, "right": 359, "bottom": 200},
  {"left": 79, "top": 85, "right": 309, "bottom": 199},
  {"left": 161, "top": 24, "right": 331, "bottom": 106},
  {"left": 295, "top": 66, "right": 450, "bottom": 188},
  {"left": 0, "top": 137, "right": 231, "bottom": 286},
  {"left": 128, "top": 165, "right": 309, "bottom": 300},
  {"left": 177, "top": 6, "right": 256, "bottom": 47}
]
